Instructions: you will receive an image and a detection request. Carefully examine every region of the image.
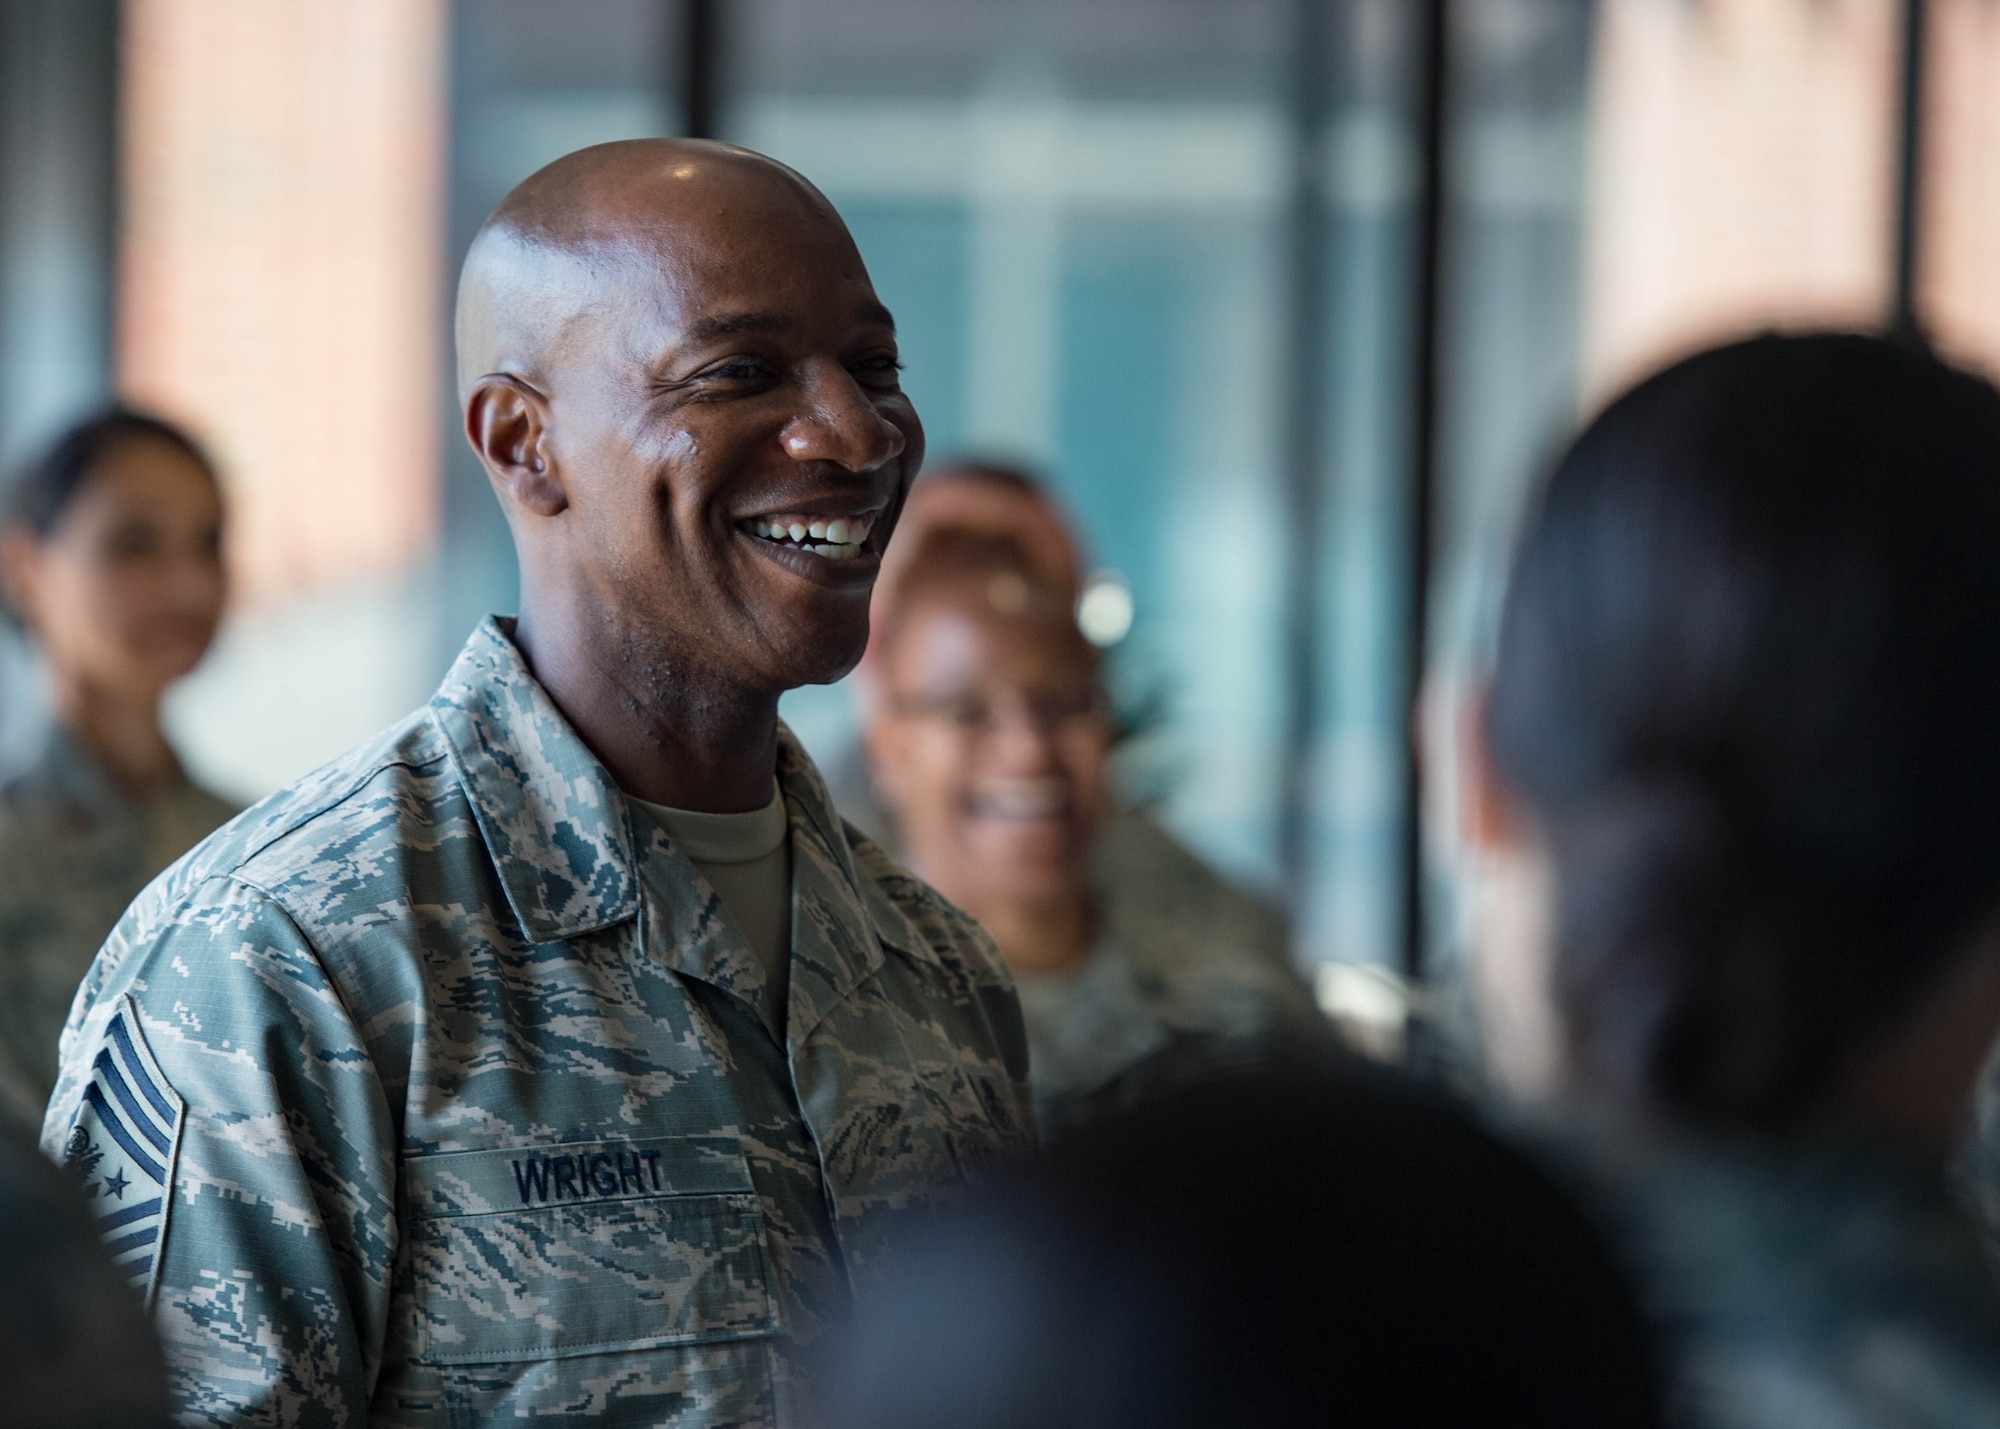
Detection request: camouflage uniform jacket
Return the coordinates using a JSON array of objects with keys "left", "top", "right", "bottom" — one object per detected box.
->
[
  {"left": 1018, "top": 809, "right": 1323, "bottom": 1138},
  {"left": 0, "top": 723, "right": 236, "bottom": 1127},
  {"left": 1569, "top": 1124, "right": 2000, "bottom": 1428},
  {"left": 43, "top": 617, "right": 1033, "bottom": 1427},
  {"left": 825, "top": 753, "right": 1322, "bottom": 1138}
]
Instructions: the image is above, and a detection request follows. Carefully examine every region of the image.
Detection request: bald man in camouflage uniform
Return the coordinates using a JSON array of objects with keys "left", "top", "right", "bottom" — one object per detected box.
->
[{"left": 45, "top": 139, "right": 1031, "bottom": 1427}]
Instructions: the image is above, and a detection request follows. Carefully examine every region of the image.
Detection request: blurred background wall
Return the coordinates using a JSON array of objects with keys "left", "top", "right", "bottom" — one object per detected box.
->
[{"left": 0, "top": 0, "right": 1987, "bottom": 986}]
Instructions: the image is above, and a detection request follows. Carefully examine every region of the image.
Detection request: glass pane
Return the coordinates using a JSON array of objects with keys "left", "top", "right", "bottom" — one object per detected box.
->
[
  {"left": 1309, "top": 0, "right": 1422, "bottom": 974},
  {"left": 737, "top": 0, "right": 1302, "bottom": 917},
  {"left": 1422, "top": 0, "right": 1593, "bottom": 1022}
]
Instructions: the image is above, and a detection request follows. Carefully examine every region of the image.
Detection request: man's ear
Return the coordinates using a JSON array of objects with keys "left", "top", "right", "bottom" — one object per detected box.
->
[
  {"left": 465, "top": 375, "right": 565, "bottom": 517},
  {"left": 1460, "top": 681, "right": 1527, "bottom": 855},
  {"left": 1455, "top": 678, "right": 1566, "bottom": 1101}
]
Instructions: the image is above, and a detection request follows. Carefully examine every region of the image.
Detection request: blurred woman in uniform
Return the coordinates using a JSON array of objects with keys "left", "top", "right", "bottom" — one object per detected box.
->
[
  {"left": 0, "top": 409, "right": 235, "bottom": 1125},
  {"left": 1470, "top": 334, "right": 2000, "bottom": 1425},
  {"left": 862, "top": 469, "right": 1320, "bottom": 1137}
]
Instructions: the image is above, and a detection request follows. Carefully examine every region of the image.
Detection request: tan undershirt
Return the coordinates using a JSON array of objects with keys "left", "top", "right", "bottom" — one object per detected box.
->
[{"left": 634, "top": 786, "right": 793, "bottom": 1012}]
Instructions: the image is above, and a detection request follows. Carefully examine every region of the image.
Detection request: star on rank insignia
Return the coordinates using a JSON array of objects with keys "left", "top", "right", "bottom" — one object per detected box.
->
[{"left": 61, "top": 997, "right": 183, "bottom": 1306}]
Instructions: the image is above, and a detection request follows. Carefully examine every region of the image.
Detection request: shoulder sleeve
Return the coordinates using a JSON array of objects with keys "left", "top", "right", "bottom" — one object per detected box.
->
[{"left": 43, "top": 874, "right": 398, "bottom": 1425}]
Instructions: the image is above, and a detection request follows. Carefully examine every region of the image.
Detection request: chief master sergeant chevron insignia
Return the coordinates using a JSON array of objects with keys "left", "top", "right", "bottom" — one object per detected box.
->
[{"left": 59, "top": 996, "right": 182, "bottom": 1305}]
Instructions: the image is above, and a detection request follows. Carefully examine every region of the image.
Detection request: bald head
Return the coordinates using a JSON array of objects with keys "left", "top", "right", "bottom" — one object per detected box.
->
[{"left": 455, "top": 139, "right": 848, "bottom": 402}]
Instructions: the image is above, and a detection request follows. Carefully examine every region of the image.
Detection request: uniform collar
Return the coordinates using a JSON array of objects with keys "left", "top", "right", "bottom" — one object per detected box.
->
[
  {"left": 429, "top": 619, "right": 928, "bottom": 1021},
  {"left": 635, "top": 722, "right": 923, "bottom": 1046},
  {"left": 429, "top": 617, "right": 641, "bottom": 942},
  {"left": 779, "top": 730, "right": 908, "bottom": 1046}
]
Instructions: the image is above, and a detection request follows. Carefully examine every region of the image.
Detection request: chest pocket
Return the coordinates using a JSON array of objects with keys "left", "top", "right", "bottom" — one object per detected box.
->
[{"left": 402, "top": 1134, "right": 776, "bottom": 1364}]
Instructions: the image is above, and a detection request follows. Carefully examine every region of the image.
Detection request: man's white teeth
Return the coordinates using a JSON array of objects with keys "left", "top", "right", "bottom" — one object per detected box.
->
[
  {"left": 751, "top": 515, "right": 875, "bottom": 554},
  {"left": 973, "top": 780, "right": 1070, "bottom": 818}
]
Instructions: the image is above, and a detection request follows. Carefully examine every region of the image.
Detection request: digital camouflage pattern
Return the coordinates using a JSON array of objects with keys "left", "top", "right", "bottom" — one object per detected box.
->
[
  {"left": 45, "top": 617, "right": 1032, "bottom": 1427},
  {"left": 825, "top": 753, "right": 1324, "bottom": 1139},
  {"left": 0, "top": 725, "right": 236, "bottom": 1127},
  {"left": 1564, "top": 1123, "right": 2000, "bottom": 1429},
  {"left": 999, "top": 808, "right": 1322, "bottom": 1138}
]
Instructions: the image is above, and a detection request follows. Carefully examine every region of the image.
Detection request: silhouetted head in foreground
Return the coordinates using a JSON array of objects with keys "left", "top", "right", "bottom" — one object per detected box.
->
[
  {"left": 830, "top": 1064, "right": 1662, "bottom": 1428},
  {"left": 1484, "top": 334, "right": 2000, "bottom": 1145}
]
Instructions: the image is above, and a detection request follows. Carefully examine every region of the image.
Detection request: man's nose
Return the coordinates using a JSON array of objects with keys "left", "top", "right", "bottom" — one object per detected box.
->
[{"left": 780, "top": 364, "right": 905, "bottom": 472}]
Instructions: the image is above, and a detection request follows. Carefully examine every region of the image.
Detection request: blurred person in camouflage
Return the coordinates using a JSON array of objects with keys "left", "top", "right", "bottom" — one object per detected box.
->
[
  {"left": 0, "top": 411, "right": 237, "bottom": 1127},
  {"left": 44, "top": 139, "right": 1031, "bottom": 1427},
  {"left": 858, "top": 470, "right": 1320, "bottom": 1138}
]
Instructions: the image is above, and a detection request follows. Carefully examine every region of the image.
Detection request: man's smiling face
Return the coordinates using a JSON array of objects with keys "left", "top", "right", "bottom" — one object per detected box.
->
[{"left": 519, "top": 157, "right": 924, "bottom": 696}]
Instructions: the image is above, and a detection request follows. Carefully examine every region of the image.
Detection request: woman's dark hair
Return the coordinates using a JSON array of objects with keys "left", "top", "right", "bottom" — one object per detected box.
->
[
  {"left": 1487, "top": 333, "right": 2000, "bottom": 1133},
  {"left": 6, "top": 406, "right": 215, "bottom": 536}
]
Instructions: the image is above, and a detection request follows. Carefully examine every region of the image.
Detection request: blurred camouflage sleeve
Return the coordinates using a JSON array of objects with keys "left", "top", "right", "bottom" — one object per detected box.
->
[{"left": 44, "top": 874, "right": 399, "bottom": 1427}]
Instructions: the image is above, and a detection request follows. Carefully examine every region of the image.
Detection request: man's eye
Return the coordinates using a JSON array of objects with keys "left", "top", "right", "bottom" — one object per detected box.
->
[
  {"left": 104, "top": 525, "right": 162, "bottom": 559},
  {"left": 852, "top": 353, "right": 905, "bottom": 383},
  {"left": 703, "top": 357, "right": 774, "bottom": 382}
]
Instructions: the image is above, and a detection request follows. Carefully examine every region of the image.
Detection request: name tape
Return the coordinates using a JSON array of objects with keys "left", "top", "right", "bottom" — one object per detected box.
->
[
  {"left": 511, "top": 1146, "right": 664, "bottom": 1205},
  {"left": 403, "top": 1134, "right": 753, "bottom": 1218}
]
